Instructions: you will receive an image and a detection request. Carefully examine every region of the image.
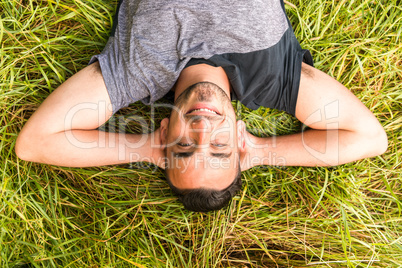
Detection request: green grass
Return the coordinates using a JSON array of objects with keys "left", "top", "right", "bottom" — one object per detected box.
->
[{"left": 1, "top": 0, "right": 401, "bottom": 267}]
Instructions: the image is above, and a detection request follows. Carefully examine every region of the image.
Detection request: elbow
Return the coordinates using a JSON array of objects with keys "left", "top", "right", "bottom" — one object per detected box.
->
[
  {"left": 15, "top": 132, "right": 31, "bottom": 162},
  {"left": 15, "top": 129, "right": 39, "bottom": 163},
  {"left": 374, "top": 127, "right": 388, "bottom": 156},
  {"left": 364, "top": 123, "right": 388, "bottom": 158}
]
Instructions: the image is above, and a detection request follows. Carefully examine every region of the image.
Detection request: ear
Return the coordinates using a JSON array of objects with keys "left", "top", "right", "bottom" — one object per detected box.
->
[
  {"left": 236, "top": 120, "right": 249, "bottom": 171},
  {"left": 236, "top": 120, "right": 247, "bottom": 153},
  {"left": 150, "top": 118, "right": 169, "bottom": 169},
  {"left": 159, "top": 118, "right": 169, "bottom": 145},
  {"left": 236, "top": 120, "right": 259, "bottom": 171}
]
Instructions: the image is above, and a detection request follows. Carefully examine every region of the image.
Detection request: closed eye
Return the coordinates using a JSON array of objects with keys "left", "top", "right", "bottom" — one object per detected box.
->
[
  {"left": 178, "top": 143, "right": 192, "bottom": 148},
  {"left": 211, "top": 143, "right": 228, "bottom": 148}
]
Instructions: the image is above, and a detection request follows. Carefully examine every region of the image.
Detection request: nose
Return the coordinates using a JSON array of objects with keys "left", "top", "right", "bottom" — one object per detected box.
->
[
  {"left": 191, "top": 117, "right": 211, "bottom": 130},
  {"left": 190, "top": 117, "right": 212, "bottom": 145}
]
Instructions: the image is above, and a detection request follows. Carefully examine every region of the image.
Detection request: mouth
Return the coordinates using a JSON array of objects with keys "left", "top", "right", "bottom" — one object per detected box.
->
[{"left": 186, "top": 104, "right": 221, "bottom": 116}]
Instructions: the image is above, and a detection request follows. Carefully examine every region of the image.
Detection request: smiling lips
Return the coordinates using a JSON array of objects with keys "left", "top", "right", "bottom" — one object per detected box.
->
[{"left": 186, "top": 105, "right": 221, "bottom": 116}]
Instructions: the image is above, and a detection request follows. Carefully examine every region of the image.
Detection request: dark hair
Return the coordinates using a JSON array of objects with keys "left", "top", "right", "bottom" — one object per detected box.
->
[{"left": 164, "top": 165, "right": 242, "bottom": 212}]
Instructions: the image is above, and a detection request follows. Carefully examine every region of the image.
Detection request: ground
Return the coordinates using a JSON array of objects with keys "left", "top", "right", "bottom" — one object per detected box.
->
[{"left": 1, "top": 0, "right": 401, "bottom": 267}]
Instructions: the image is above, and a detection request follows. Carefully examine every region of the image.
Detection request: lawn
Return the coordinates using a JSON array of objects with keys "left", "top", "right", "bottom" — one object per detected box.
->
[{"left": 1, "top": 0, "right": 401, "bottom": 267}]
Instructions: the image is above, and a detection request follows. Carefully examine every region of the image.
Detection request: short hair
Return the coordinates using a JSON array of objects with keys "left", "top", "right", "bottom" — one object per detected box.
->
[{"left": 164, "top": 164, "right": 242, "bottom": 212}]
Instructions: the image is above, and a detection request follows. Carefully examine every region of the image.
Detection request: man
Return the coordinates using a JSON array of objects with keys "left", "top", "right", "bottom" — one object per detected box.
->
[{"left": 15, "top": 0, "right": 388, "bottom": 212}]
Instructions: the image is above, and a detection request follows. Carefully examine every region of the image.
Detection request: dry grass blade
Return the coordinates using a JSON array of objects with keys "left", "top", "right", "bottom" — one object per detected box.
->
[{"left": 1, "top": 0, "right": 401, "bottom": 267}]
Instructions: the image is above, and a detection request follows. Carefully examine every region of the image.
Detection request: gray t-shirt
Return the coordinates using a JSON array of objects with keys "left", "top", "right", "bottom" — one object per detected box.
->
[{"left": 91, "top": 0, "right": 312, "bottom": 115}]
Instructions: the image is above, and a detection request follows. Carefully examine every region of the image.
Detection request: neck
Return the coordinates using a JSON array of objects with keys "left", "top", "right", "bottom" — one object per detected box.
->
[{"left": 174, "top": 64, "right": 231, "bottom": 101}]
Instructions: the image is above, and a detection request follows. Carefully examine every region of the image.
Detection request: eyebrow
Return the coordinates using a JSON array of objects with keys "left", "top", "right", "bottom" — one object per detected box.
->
[
  {"left": 211, "top": 152, "right": 232, "bottom": 158},
  {"left": 172, "top": 152, "right": 194, "bottom": 158},
  {"left": 171, "top": 151, "right": 232, "bottom": 159}
]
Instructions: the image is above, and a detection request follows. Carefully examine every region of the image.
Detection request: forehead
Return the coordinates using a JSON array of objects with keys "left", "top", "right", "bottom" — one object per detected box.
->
[
  {"left": 166, "top": 114, "right": 238, "bottom": 144},
  {"left": 166, "top": 151, "right": 239, "bottom": 190}
]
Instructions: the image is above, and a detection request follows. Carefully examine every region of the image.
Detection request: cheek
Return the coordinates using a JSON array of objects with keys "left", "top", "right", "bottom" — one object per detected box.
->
[
  {"left": 211, "top": 132, "right": 231, "bottom": 144},
  {"left": 168, "top": 123, "right": 191, "bottom": 144},
  {"left": 211, "top": 125, "right": 236, "bottom": 145}
]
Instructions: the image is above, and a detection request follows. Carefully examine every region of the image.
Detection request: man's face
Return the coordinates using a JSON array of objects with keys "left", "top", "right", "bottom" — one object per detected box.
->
[{"left": 162, "top": 82, "right": 240, "bottom": 190}]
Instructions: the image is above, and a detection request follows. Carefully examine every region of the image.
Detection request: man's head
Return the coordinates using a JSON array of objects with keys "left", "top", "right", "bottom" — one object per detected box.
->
[{"left": 160, "top": 82, "right": 246, "bottom": 212}]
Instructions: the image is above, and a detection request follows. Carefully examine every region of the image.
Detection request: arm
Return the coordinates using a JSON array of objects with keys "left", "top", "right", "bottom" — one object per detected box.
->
[
  {"left": 240, "top": 63, "right": 387, "bottom": 170},
  {"left": 16, "top": 62, "right": 164, "bottom": 168}
]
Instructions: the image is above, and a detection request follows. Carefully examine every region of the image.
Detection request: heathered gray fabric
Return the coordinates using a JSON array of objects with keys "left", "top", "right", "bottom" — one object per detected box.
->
[{"left": 91, "top": 0, "right": 289, "bottom": 113}]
